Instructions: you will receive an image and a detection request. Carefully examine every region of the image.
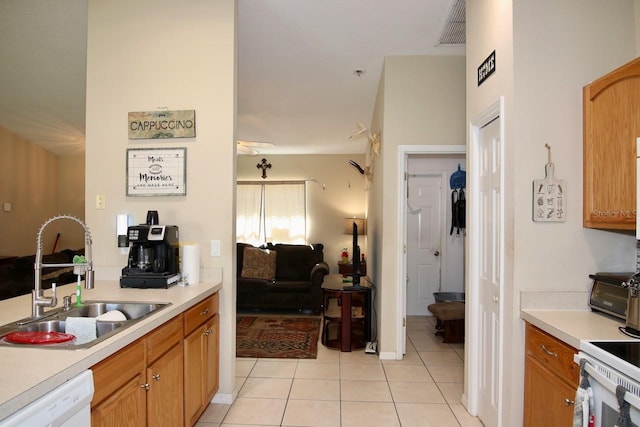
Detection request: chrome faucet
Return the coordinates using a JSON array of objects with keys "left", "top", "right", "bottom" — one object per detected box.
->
[{"left": 33, "top": 215, "right": 95, "bottom": 318}]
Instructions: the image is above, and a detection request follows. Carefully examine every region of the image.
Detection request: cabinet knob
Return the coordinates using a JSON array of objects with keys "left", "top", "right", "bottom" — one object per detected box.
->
[
  {"left": 152, "top": 374, "right": 161, "bottom": 381},
  {"left": 141, "top": 383, "right": 150, "bottom": 391},
  {"left": 200, "top": 308, "right": 209, "bottom": 316},
  {"left": 434, "top": 250, "right": 440, "bottom": 256},
  {"left": 564, "top": 398, "right": 575, "bottom": 406}
]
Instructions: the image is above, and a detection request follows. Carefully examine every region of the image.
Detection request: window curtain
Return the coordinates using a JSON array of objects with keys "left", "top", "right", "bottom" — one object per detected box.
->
[
  {"left": 236, "top": 181, "right": 306, "bottom": 245},
  {"left": 236, "top": 184, "right": 263, "bottom": 246}
]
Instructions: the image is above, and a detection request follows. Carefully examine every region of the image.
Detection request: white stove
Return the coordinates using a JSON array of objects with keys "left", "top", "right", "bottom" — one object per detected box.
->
[
  {"left": 581, "top": 340, "right": 640, "bottom": 380},
  {"left": 577, "top": 340, "right": 640, "bottom": 426}
]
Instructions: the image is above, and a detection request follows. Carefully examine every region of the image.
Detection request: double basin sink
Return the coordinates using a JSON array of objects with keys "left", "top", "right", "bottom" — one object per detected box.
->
[{"left": 0, "top": 301, "right": 170, "bottom": 349}]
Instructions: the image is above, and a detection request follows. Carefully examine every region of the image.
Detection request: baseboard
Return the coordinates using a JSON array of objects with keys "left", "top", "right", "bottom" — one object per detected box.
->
[
  {"left": 378, "top": 351, "right": 399, "bottom": 360},
  {"left": 212, "top": 391, "right": 235, "bottom": 405}
]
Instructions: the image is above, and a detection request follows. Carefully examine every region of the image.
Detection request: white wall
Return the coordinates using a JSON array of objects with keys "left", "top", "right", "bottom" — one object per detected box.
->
[
  {"left": 85, "top": 0, "right": 237, "bottom": 401},
  {"left": 466, "top": 0, "right": 637, "bottom": 425},
  {"left": 369, "top": 55, "right": 466, "bottom": 354},
  {"left": 236, "top": 154, "right": 367, "bottom": 272}
]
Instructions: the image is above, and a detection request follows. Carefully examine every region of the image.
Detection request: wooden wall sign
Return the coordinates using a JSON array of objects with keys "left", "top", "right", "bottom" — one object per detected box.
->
[
  {"left": 126, "top": 148, "right": 186, "bottom": 196},
  {"left": 128, "top": 110, "right": 196, "bottom": 139}
]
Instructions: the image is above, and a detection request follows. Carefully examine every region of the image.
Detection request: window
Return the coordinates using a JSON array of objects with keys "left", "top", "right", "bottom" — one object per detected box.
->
[{"left": 236, "top": 181, "right": 306, "bottom": 246}]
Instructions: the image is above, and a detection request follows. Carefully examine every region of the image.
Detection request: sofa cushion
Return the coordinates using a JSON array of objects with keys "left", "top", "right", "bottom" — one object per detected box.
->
[
  {"left": 271, "top": 244, "right": 324, "bottom": 281},
  {"left": 241, "top": 247, "right": 277, "bottom": 280},
  {"left": 266, "top": 281, "right": 311, "bottom": 293}
]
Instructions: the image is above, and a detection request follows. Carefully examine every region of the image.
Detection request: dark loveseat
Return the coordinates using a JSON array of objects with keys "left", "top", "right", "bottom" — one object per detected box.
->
[
  {"left": 0, "top": 248, "right": 84, "bottom": 301},
  {"left": 236, "top": 242, "right": 329, "bottom": 313}
]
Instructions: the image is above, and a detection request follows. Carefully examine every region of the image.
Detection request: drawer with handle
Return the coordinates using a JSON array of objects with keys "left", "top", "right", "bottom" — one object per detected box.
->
[
  {"left": 184, "top": 293, "right": 219, "bottom": 335},
  {"left": 525, "top": 323, "right": 579, "bottom": 384}
]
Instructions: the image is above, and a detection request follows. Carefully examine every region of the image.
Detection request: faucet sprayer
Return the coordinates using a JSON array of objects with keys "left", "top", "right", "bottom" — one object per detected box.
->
[
  {"left": 33, "top": 215, "right": 94, "bottom": 318},
  {"left": 623, "top": 272, "right": 640, "bottom": 298}
]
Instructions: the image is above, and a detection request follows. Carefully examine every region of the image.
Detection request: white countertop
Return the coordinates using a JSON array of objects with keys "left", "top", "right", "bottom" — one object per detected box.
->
[
  {"left": 0, "top": 279, "right": 222, "bottom": 420},
  {"left": 521, "top": 309, "right": 629, "bottom": 349}
]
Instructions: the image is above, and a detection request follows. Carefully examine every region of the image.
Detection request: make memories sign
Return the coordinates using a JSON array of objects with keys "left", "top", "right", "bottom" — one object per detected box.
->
[
  {"left": 128, "top": 110, "right": 196, "bottom": 139},
  {"left": 126, "top": 148, "right": 186, "bottom": 196}
]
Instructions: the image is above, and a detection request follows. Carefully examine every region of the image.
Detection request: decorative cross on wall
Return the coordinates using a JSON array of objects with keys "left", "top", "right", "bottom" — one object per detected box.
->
[{"left": 257, "top": 158, "right": 272, "bottom": 179}]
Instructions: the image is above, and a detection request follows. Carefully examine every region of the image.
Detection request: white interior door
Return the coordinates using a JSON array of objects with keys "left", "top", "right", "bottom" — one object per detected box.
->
[
  {"left": 406, "top": 174, "right": 442, "bottom": 315},
  {"left": 477, "top": 117, "right": 502, "bottom": 426}
]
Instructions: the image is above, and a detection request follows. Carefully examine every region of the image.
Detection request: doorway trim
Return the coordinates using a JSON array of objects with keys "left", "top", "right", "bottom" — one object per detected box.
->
[{"left": 396, "top": 145, "right": 466, "bottom": 357}]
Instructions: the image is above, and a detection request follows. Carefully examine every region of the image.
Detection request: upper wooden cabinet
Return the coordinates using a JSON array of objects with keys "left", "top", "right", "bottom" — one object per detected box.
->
[{"left": 583, "top": 57, "right": 640, "bottom": 230}]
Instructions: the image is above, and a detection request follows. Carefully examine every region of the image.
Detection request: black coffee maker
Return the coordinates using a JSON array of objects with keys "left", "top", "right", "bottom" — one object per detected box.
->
[{"left": 120, "top": 211, "right": 180, "bottom": 288}]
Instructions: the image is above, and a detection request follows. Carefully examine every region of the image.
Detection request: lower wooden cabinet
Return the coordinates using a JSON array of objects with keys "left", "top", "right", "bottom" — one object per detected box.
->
[
  {"left": 523, "top": 323, "right": 578, "bottom": 427},
  {"left": 147, "top": 318, "right": 184, "bottom": 427},
  {"left": 91, "top": 293, "right": 219, "bottom": 427},
  {"left": 91, "top": 340, "right": 147, "bottom": 427},
  {"left": 184, "top": 294, "right": 220, "bottom": 426}
]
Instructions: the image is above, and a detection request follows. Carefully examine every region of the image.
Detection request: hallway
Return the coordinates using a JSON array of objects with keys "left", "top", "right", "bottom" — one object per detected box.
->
[{"left": 196, "top": 316, "right": 483, "bottom": 426}]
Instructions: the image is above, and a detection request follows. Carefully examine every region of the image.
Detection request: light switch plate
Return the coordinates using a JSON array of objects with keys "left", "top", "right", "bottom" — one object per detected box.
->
[
  {"left": 3, "top": 202, "right": 11, "bottom": 212},
  {"left": 210, "top": 240, "right": 221, "bottom": 256}
]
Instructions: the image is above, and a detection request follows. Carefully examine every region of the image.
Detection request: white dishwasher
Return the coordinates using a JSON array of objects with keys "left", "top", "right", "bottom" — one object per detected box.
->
[{"left": 0, "top": 370, "right": 94, "bottom": 427}]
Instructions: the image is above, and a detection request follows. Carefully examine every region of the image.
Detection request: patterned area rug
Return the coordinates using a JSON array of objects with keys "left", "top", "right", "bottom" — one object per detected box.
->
[{"left": 236, "top": 315, "right": 321, "bottom": 359}]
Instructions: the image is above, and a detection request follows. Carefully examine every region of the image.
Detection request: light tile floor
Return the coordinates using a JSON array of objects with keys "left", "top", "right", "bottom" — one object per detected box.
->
[{"left": 196, "top": 315, "right": 484, "bottom": 427}]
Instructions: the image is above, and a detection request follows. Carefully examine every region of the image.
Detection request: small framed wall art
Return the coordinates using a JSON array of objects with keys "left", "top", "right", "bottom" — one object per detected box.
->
[
  {"left": 532, "top": 144, "right": 566, "bottom": 222},
  {"left": 126, "top": 147, "right": 186, "bottom": 196}
]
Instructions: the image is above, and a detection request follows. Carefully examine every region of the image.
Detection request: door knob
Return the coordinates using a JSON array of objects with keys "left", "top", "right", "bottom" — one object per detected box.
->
[{"left": 434, "top": 250, "right": 440, "bottom": 256}]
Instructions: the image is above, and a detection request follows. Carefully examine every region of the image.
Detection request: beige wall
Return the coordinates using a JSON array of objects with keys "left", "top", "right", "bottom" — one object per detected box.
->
[
  {"left": 368, "top": 55, "right": 466, "bottom": 355},
  {"left": 237, "top": 154, "right": 366, "bottom": 272},
  {"left": 85, "top": 0, "right": 237, "bottom": 401},
  {"left": 0, "top": 125, "right": 85, "bottom": 256},
  {"left": 467, "top": 0, "right": 637, "bottom": 425}
]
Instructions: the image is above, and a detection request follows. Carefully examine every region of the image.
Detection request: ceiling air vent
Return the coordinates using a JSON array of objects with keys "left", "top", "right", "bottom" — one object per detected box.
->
[{"left": 435, "top": 0, "right": 466, "bottom": 46}]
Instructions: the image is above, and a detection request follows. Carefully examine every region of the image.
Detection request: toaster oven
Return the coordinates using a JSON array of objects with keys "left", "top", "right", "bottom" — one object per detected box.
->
[{"left": 588, "top": 272, "right": 632, "bottom": 320}]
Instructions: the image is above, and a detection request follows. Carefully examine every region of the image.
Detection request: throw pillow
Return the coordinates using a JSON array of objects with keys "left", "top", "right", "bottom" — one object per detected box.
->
[{"left": 241, "top": 247, "right": 277, "bottom": 280}]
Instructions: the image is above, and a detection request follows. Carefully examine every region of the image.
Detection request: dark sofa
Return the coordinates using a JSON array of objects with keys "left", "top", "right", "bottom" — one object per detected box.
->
[
  {"left": 236, "top": 242, "right": 329, "bottom": 314},
  {"left": 0, "top": 248, "right": 84, "bottom": 301}
]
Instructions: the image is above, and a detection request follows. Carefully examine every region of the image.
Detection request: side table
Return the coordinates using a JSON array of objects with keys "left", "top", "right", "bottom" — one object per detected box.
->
[
  {"left": 321, "top": 274, "right": 370, "bottom": 351},
  {"left": 337, "top": 262, "right": 366, "bottom": 276}
]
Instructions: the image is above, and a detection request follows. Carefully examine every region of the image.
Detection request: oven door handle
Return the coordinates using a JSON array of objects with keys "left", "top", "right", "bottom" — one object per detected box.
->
[{"left": 579, "top": 357, "right": 640, "bottom": 410}]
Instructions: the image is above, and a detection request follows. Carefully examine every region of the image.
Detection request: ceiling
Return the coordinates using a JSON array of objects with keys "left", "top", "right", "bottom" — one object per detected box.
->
[{"left": 0, "top": 0, "right": 464, "bottom": 157}]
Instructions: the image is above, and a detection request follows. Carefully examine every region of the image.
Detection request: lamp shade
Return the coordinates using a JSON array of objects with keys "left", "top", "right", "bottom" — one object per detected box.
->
[{"left": 343, "top": 218, "right": 366, "bottom": 235}]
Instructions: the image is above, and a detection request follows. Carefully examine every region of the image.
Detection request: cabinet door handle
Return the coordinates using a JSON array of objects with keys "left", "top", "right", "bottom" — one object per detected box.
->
[
  {"left": 152, "top": 374, "right": 160, "bottom": 381},
  {"left": 541, "top": 344, "right": 558, "bottom": 358},
  {"left": 141, "top": 383, "right": 150, "bottom": 391},
  {"left": 564, "top": 398, "right": 575, "bottom": 406},
  {"left": 200, "top": 308, "right": 209, "bottom": 316}
]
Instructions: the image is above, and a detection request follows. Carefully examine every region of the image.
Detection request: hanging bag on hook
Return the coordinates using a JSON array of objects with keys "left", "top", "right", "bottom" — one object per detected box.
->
[
  {"left": 450, "top": 189, "right": 458, "bottom": 235},
  {"left": 456, "top": 188, "right": 466, "bottom": 234},
  {"left": 450, "top": 188, "right": 466, "bottom": 235}
]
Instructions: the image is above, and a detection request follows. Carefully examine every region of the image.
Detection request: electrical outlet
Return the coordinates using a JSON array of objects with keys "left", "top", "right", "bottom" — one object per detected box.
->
[{"left": 96, "top": 194, "right": 105, "bottom": 209}]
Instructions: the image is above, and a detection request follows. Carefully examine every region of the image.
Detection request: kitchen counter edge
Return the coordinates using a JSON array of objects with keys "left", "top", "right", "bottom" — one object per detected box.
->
[{"left": 520, "top": 309, "right": 628, "bottom": 349}]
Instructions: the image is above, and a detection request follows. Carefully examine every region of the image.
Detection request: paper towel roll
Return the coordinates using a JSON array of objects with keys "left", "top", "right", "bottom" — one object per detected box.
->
[{"left": 182, "top": 244, "right": 200, "bottom": 284}]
